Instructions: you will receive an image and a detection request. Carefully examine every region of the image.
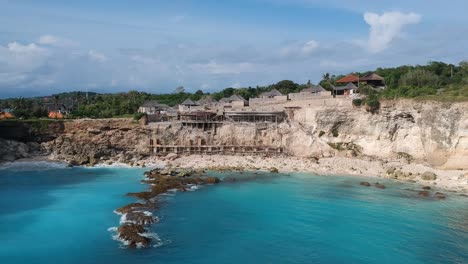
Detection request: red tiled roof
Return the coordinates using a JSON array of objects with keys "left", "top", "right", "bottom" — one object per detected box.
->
[
  {"left": 48, "top": 111, "right": 64, "bottom": 119},
  {"left": 0, "top": 112, "right": 15, "bottom": 119},
  {"left": 336, "top": 74, "right": 359, "bottom": 83}
]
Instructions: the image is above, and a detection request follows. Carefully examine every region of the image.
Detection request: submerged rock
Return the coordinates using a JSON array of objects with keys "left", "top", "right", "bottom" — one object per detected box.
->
[
  {"left": 422, "top": 186, "right": 431, "bottom": 190},
  {"left": 374, "top": 183, "right": 386, "bottom": 189},
  {"left": 434, "top": 192, "right": 446, "bottom": 200},
  {"left": 418, "top": 190, "right": 430, "bottom": 197},
  {"left": 360, "top": 182, "right": 371, "bottom": 187}
]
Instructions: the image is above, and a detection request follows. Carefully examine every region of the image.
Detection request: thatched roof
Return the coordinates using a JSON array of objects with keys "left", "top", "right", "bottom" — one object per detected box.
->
[
  {"left": 220, "top": 94, "right": 247, "bottom": 103},
  {"left": 360, "top": 72, "right": 384, "bottom": 81},
  {"left": 301, "top": 85, "right": 326, "bottom": 93},
  {"left": 196, "top": 96, "right": 217, "bottom": 105},
  {"left": 181, "top": 98, "right": 198, "bottom": 106},
  {"left": 259, "top": 89, "right": 283, "bottom": 98}
]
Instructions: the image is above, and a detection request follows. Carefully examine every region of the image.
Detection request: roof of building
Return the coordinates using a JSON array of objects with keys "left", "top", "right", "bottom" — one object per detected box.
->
[
  {"left": 220, "top": 94, "right": 247, "bottom": 103},
  {"left": 259, "top": 89, "right": 283, "bottom": 98},
  {"left": 196, "top": 96, "right": 218, "bottom": 105},
  {"left": 336, "top": 74, "right": 359, "bottom": 83},
  {"left": 181, "top": 98, "right": 198, "bottom": 106},
  {"left": 333, "top": 83, "right": 358, "bottom": 91},
  {"left": 141, "top": 100, "right": 169, "bottom": 108},
  {"left": 301, "top": 85, "right": 326, "bottom": 93},
  {"left": 0, "top": 112, "right": 15, "bottom": 119},
  {"left": 48, "top": 111, "right": 64, "bottom": 119},
  {"left": 360, "top": 72, "right": 385, "bottom": 81}
]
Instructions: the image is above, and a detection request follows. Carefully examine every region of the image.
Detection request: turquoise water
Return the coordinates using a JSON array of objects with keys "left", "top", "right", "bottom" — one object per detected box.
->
[{"left": 0, "top": 162, "right": 467, "bottom": 264}]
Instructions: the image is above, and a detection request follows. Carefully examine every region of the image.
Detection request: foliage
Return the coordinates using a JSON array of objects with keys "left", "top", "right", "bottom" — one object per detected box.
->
[
  {"left": 352, "top": 99, "right": 363, "bottom": 107},
  {"left": 365, "top": 92, "right": 380, "bottom": 114},
  {"left": 134, "top": 112, "right": 146, "bottom": 120}
]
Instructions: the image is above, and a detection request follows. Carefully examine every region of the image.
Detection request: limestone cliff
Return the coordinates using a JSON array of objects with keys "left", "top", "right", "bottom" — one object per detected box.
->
[{"left": 2, "top": 100, "right": 466, "bottom": 170}]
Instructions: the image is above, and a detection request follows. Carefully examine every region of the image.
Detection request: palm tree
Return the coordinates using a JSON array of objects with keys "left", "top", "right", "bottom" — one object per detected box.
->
[{"left": 322, "top": 73, "right": 330, "bottom": 82}]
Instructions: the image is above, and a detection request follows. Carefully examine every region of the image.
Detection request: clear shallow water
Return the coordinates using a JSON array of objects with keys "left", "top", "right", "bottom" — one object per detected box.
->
[{"left": 0, "top": 163, "right": 467, "bottom": 264}]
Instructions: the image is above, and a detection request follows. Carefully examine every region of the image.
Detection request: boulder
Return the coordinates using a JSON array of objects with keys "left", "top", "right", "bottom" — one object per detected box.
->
[
  {"left": 421, "top": 171, "right": 437, "bottom": 181},
  {"left": 269, "top": 167, "right": 279, "bottom": 173},
  {"left": 165, "top": 153, "right": 178, "bottom": 161},
  {"left": 422, "top": 186, "right": 431, "bottom": 190}
]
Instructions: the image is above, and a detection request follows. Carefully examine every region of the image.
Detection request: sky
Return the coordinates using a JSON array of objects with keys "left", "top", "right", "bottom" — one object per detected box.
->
[{"left": 1, "top": 0, "right": 468, "bottom": 98}]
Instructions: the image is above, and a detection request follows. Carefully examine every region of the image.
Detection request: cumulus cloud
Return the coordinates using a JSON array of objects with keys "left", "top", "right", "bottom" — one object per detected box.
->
[
  {"left": 190, "top": 60, "right": 256, "bottom": 74},
  {"left": 38, "top": 35, "right": 77, "bottom": 47},
  {"left": 364, "top": 11, "right": 421, "bottom": 53},
  {"left": 88, "top": 50, "right": 107, "bottom": 62}
]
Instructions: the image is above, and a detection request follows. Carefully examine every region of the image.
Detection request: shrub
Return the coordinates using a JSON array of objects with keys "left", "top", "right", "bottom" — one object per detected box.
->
[
  {"left": 365, "top": 93, "right": 380, "bottom": 114},
  {"left": 134, "top": 112, "right": 146, "bottom": 120},
  {"left": 352, "top": 99, "right": 363, "bottom": 107}
]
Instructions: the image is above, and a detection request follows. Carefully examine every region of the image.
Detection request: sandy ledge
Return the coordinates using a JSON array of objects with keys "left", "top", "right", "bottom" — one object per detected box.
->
[{"left": 141, "top": 155, "right": 468, "bottom": 194}]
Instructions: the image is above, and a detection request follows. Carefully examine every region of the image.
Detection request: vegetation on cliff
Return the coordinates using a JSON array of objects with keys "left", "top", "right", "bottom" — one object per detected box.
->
[{"left": 1, "top": 61, "right": 467, "bottom": 119}]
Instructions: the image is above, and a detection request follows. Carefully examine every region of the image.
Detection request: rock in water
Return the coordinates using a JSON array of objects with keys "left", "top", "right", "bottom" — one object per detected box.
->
[
  {"left": 269, "top": 167, "right": 279, "bottom": 173},
  {"left": 418, "top": 190, "right": 430, "bottom": 197},
  {"left": 434, "top": 192, "right": 446, "bottom": 200},
  {"left": 421, "top": 171, "right": 437, "bottom": 181},
  {"left": 374, "top": 183, "right": 386, "bottom": 189},
  {"left": 118, "top": 224, "right": 151, "bottom": 248},
  {"left": 360, "top": 182, "right": 371, "bottom": 187}
]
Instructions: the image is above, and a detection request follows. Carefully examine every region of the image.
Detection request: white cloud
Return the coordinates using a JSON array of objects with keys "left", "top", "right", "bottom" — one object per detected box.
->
[
  {"left": 190, "top": 60, "right": 255, "bottom": 74},
  {"left": 88, "top": 50, "right": 107, "bottom": 62},
  {"left": 38, "top": 35, "right": 77, "bottom": 47},
  {"left": 7, "top": 42, "right": 45, "bottom": 54},
  {"left": 364, "top": 11, "right": 421, "bottom": 53},
  {"left": 280, "top": 39, "right": 319, "bottom": 58}
]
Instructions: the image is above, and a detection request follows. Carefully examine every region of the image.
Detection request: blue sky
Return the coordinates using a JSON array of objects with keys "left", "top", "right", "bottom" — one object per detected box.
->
[{"left": 1, "top": 0, "right": 467, "bottom": 98}]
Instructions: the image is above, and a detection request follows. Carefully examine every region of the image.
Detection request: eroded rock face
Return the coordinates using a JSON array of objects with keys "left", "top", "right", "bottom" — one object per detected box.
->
[{"left": 0, "top": 138, "right": 32, "bottom": 162}]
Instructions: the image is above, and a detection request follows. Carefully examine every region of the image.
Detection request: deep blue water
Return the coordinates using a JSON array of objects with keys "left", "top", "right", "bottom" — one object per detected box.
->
[{"left": 0, "top": 162, "right": 467, "bottom": 264}]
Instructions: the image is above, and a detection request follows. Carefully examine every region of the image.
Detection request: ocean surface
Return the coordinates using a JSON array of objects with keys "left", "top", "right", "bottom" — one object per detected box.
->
[{"left": 0, "top": 162, "right": 467, "bottom": 264}]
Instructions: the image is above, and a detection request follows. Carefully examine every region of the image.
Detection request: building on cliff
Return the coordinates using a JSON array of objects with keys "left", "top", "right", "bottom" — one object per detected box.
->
[
  {"left": 219, "top": 94, "right": 248, "bottom": 109},
  {"left": 332, "top": 83, "right": 358, "bottom": 96},
  {"left": 138, "top": 101, "right": 169, "bottom": 115},
  {"left": 179, "top": 98, "right": 199, "bottom": 112},
  {"left": 360, "top": 72, "right": 385, "bottom": 88},
  {"left": 336, "top": 74, "right": 359, "bottom": 85}
]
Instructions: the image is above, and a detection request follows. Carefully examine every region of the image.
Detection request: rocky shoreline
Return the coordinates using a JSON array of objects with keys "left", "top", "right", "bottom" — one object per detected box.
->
[{"left": 113, "top": 167, "right": 220, "bottom": 248}]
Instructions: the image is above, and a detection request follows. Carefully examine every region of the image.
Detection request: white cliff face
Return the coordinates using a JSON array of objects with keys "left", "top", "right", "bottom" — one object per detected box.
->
[
  {"left": 36, "top": 100, "right": 467, "bottom": 170},
  {"left": 287, "top": 100, "right": 468, "bottom": 169}
]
